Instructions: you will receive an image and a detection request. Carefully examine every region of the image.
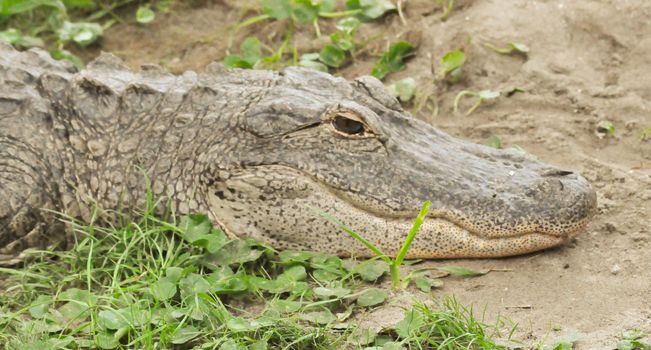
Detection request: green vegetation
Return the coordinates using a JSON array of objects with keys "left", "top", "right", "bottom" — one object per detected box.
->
[
  {"left": 597, "top": 120, "right": 616, "bottom": 136},
  {"left": 484, "top": 42, "right": 529, "bottom": 56},
  {"left": 388, "top": 77, "right": 416, "bottom": 103},
  {"left": 617, "top": 330, "right": 651, "bottom": 350},
  {"left": 0, "top": 0, "right": 168, "bottom": 68},
  {"left": 486, "top": 135, "right": 502, "bottom": 149},
  {"left": 454, "top": 89, "right": 501, "bottom": 116},
  {"left": 371, "top": 41, "right": 415, "bottom": 80},
  {"left": 0, "top": 200, "right": 511, "bottom": 349},
  {"left": 319, "top": 201, "right": 489, "bottom": 291},
  {"left": 439, "top": 49, "right": 466, "bottom": 83}
]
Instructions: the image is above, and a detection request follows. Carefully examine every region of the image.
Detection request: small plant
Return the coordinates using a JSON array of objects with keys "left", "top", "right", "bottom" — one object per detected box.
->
[
  {"left": 371, "top": 40, "right": 415, "bottom": 80},
  {"left": 224, "top": 36, "right": 264, "bottom": 69},
  {"left": 485, "top": 134, "right": 502, "bottom": 149},
  {"left": 642, "top": 127, "right": 651, "bottom": 140},
  {"left": 387, "top": 77, "right": 416, "bottom": 103},
  {"left": 439, "top": 49, "right": 466, "bottom": 83},
  {"left": 485, "top": 41, "right": 529, "bottom": 56},
  {"left": 596, "top": 120, "right": 616, "bottom": 136},
  {"left": 617, "top": 330, "right": 651, "bottom": 350},
  {"left": 345, "top": 0, "right": 396, "bottom": 21},
  {"left": 542, "top": 334, "right": 579, "bottom": 350},
  {"left": 240, "top": 0, "right": 357, "bottom": 34},
  {"left": 319, "top": 200, "right": 431, "bottom": 289},
  {"left": 136, "top": 6, "right": 156, "bottom": 24},
  {"left": 436, "top": 0, "right": 455, "bottom": 20},
  {"left": 454, "top": 89, "right": 501, "bottom": 116}
]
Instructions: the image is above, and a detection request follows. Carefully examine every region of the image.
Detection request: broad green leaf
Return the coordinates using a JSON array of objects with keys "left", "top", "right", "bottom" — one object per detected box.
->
[
  {"left": 300, "top": 309, "right": 337, "bottom": 324},
  {"left": 179, "top": 273, "right": 211, "bottom": 296},
  {"left": 151, "top": 276, "right": 177, "bottom": 301},
  {"left": 382, "top": 342, "right": 405, "bottom": 350},
  {"left": 371, "top": 41, "right": 415, "bottom": 80},
  {"left": 241, "top": 37, "right": 263, "bottom": 65},
  {"left": 270, "top": 299, "right": 302, "bottom": 313},
  {"left": 219, "top": 339, "right": 248, "bottom": 350},
  {"left": 331, "top": 32, "right": 354, "bottom": 51},
  {"left": 440, "top": 50, "right": 465, "bottom": 75},
  {"left": 28, "top": 295, "right": 52, "bottom": 318},
  {"left": 336, "top": 17, "right": 361, "bottom": 34},
  {"left": 210, "top": 274, "right": 248, "bottom": 294},
  {"left": 250, "top": 340, "right": 269, "bottom": 350},
  {"left": 136, "top": 6, "right": 155, "bottom": 24},
  {"left": 394, "top": 308, "right": 424, "bottom": 338},
  {"left": 356, "top": 288, "right": 387, "bottom": 307},
  {"left": 63, "top": 0, "right": 94, "bottom": 8},
  {"left": 485, "top": 135, "right": 502, "bottom": 149},
  {"left": 413, "top": 276, "right": 434, "bottom": 292},
  {"left": 57, "top": 21, "right": 103, "bottom": 46},
  {"left": 263, "top": 0, "right": 292, "bottom": 19},
  {"left": 312, "top": 268, "right": 340, "bottom": 282},
  {"left": 313, "top": 286, "right": 351, "bottom": 298},
  {"left": 346, "top": 0, "right": 396, "bottom": 20},
  {"left": 227, "top": 317, "right": 261, "bottom": 332},
  {"left": 50, "top": 49, "right": 83, "bottom": 69},
  {"left": 543, "top": 334, "right": 579, "bottom": 350},
  {"left": 353, "top": 260, "right": 389, "bottom": 281},
  {"left": 622, "top": 330, "right": 647, "bottom": 340},
  {"left": 319, "top": 44, "right": 346, "bottom": 68},
  {"left": 387, "top": 77, "right": 416, "bottom": 102},
  {"left": 1, "top": 0, "right": 65, "bottom": 15},
  {"left": 279, "top": 265, "right": 307, "bottom": 281},
  {"left": 224, "top": 55, "right": 253, "bottom": 69},
  {"left": 95, "top": 330, "right": 119, "bottom": 349},
  {"left": 478, "top": 89, "right": 500, "bottom": 100},
  {"left": 279, "top": 250, "right": 315, "bottom": 263},
  {"left": 203, "top": 239, "right": 264, "bottom": 266},
  {"left": 166, "top": 266, "right": 184, "bottom": 282},
  {"left": 97, "top": 309, "right": 128, "bottom": 330},
  {"left": 436, "top": 266, "right": 489, "bottom": 277},
  {"left": 179, "top": 214, "right": 211, "bottom": 239},
  {"left": 299, "top": 53, "right": 329, "bottom": 72},
  {"left": 0, "top": 28, "right": 43, "bottom": 47},
  {"left": 171, "top": 325, "right": 201, "bottom": 344},
  {"left": 292, "top": 0, "right": 319, "bottom": 22}
]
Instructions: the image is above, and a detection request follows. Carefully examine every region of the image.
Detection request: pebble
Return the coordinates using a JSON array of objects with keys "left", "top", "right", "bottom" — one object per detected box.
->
[{"left": 610, "top": 264, "right": 621, "bottom": 275}]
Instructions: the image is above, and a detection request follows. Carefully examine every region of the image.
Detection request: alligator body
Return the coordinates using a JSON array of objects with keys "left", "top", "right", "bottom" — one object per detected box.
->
[{"left": 0, "top": 43, "right": 597, "bottom": 264}]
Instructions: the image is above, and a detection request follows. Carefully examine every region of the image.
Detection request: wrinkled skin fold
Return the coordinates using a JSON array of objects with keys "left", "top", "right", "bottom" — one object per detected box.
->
[{"left": 0, "top": 43, "right": 597, "bottom": 264}]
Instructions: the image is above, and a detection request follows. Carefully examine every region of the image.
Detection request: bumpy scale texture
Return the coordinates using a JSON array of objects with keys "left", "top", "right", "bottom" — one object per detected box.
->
[{"left": 0, "top": 43, "right": 597, "bottom": 264}]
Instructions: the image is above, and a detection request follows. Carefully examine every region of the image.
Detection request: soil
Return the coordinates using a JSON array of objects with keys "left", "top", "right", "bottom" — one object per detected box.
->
[{"left": 76, "top": 0, "right": 651, "bottom": 348}]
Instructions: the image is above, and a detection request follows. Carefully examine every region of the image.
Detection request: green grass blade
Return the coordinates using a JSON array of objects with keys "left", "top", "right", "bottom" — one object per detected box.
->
[
  {"left": 394, "top": 200, "right": 430, "bottom": 267},
  {"left": 315, "top": 209, "right": 390, "bottom": 263}
]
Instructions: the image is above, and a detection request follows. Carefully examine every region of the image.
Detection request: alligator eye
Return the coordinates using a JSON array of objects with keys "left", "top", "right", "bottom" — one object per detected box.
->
[{"left": 332, "top": 115, "right": 365, "bottom": 135}]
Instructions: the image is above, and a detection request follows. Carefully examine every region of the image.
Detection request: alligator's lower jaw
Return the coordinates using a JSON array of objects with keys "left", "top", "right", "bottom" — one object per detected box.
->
[{"left": 333, "top": 217, "right": 585, "bottom": 259}]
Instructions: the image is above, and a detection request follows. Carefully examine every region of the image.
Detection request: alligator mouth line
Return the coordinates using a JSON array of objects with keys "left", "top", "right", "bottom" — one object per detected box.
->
[{"left": 324, "top": 184, "right": 589, "bottom": 242}]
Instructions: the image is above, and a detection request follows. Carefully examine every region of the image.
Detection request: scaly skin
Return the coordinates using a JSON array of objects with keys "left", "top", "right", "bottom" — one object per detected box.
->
[{"left": 0, "top": 43, "right": 597, "bottom": 264}]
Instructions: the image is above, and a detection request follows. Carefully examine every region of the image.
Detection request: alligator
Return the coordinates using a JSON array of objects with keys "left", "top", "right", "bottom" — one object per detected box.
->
[{"left": 0, "top": 43, "right": 597, "bottom": 264}]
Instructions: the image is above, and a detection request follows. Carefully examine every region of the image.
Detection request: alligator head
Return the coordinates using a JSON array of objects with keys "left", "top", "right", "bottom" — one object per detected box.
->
[
  {"left": 0, "top": 46, "right": 596, "bottom": 261},
  {"left": 206, "top": 67, "right": 597, "bottom": 258}
]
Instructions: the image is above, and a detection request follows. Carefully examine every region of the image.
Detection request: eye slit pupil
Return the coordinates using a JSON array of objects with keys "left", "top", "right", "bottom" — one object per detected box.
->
[{"left": 333, "top": 115, "right": 364, "bottom": 135}]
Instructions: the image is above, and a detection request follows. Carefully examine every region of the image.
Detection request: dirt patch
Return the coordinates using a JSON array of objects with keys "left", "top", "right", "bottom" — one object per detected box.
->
[{"left": 80, "top": 0, "right": 650, "bottom": 348}]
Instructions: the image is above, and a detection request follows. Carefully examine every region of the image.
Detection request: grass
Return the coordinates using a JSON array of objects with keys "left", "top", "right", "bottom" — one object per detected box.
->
[{"left": 0, "top": 197, "right": 516, "bottom": 349}]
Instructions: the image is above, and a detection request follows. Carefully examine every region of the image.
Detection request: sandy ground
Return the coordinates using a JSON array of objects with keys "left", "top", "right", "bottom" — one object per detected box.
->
[{"left": 71, "top": 0, "right": 651, "bottom": 348}]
